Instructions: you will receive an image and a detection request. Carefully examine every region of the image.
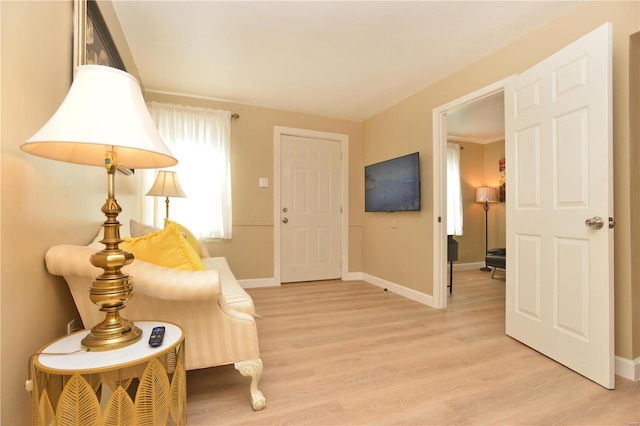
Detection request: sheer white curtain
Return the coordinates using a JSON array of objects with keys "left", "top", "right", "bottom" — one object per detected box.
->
[
  {"left": 446, "top": 143, "right": 463, "bottom": 236},
  {"left": 143, "top": 102, "right": 232, "bottom": 239}
]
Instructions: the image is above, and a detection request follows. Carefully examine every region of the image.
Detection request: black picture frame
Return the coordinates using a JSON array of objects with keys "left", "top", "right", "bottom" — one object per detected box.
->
[
  {"left": 73, "top": 0, "right": 133, "bottom": 175},
  {"left": 74, "top": 0, "right": 126, "bottom": 73}
]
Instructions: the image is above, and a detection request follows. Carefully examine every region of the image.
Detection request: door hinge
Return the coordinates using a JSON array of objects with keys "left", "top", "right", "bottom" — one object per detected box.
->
[
  {"left": 438, "top": 216, "right": 442, "bottom": 223},
  {"left": 609, "top": 217, "right": 615, "bottom": 229}
]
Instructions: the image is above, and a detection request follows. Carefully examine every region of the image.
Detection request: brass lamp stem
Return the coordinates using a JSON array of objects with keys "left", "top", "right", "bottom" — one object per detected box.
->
[
  {"left": 81, "top": 149, "right": 142, "bottom": 350},
  {"left": 164, "top": 196, "right": 170, "bottom": 220}
]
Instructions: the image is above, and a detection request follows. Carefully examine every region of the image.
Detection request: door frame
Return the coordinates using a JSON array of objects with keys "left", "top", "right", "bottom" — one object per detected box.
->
[
  {"left": 432, "top": 77, "right": 512, "bottom": 308},
  {"left": 273, "top": 126, "right": 349, "bottom": 284}
]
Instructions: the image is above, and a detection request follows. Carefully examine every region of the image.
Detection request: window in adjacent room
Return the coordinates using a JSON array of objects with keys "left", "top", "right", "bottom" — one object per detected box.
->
[{"left": 446, "top": 143, "right": 463, "bottom": 236}]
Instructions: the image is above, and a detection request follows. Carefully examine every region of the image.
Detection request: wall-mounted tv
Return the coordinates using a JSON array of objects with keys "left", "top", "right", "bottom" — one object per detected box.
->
[{"left": 365, "top": 152, "right": 421, "bottom": 212}]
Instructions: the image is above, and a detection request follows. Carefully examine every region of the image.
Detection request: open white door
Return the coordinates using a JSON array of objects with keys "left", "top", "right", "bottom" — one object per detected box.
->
[{"left": 505, "top": 23, "right": 614, "bottom": 388}]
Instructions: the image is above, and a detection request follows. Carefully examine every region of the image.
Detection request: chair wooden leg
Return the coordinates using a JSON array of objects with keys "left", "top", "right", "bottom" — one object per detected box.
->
[{"left": 235, "top": 358, "right": 266, "bottom": 411}]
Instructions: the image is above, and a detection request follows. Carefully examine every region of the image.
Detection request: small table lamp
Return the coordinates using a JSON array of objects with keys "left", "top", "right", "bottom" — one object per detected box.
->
[
  {"left": 475, "top": 186, "right": 498, "bottom": 271},
  {"left": 146, "top": 171, "right": 187, "bottom": 220},
  {"left": 21, "top": 65, "right": 177, "bottom": 351}
]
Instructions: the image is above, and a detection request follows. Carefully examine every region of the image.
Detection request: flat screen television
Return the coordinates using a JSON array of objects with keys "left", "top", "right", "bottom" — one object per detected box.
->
[{"left": 365, "top": 152, "right": 420, "bottom": 212}]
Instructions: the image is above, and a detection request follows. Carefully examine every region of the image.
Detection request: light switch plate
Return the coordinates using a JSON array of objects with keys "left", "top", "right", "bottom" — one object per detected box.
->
[{"left": 259, "top": 177, "right": 269, "bottom": 188}]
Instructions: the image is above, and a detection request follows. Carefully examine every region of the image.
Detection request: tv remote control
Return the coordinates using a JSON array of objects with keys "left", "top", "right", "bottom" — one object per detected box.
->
[{"left": 148, "top": 326, "right": 165, "bottom": 347}]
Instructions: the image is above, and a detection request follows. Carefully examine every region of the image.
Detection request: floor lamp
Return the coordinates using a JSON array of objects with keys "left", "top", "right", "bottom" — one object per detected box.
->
[
  {"left": 21, "top": 65, "right": 177, "bottom": 351},
  {"left": 476, "top": 186, "right": 497, "bottom": 272},
  {"left": 146, "top": 170, "right": 187, "bottom": 221}
]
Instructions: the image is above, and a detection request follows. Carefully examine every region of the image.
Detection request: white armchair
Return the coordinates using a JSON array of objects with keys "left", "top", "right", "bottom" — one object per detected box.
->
[{"left": 44, "top": 240, "right": 266, "bottom": 411}]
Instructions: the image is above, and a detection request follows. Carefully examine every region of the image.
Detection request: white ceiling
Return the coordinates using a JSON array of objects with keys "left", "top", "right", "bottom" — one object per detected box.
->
[
  {"left": 112, "top": 0, "right": 585, "bottom": 140},
  {"left": 447, "top": 92, "right": 505, "bottom": 143}
]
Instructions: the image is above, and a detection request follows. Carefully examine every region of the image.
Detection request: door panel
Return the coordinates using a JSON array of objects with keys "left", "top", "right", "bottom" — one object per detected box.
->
[
  {"left": 281, "top": 135, "right": 341, "bottom": 283},
  {"left": 505, "top": 23, "right": 614, "bottom": 388},
  {"left": 555, "top": 238, "right": 589, "bottom": 340},
  {"left": 514, "top": 126, "right": 541, "bottom": 208},
  {"left": 514, "top": 234, "right": 541, "bottom": 320}
]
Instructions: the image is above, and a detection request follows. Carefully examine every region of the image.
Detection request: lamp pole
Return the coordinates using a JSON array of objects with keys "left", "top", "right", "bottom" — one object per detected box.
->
[{"left": 480, "top": 201, "right": 491, "bottom": 271}]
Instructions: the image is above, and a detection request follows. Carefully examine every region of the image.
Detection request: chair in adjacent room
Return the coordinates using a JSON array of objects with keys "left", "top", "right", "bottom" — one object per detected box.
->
[{"left": 485, "top": 248, "right": 506, "bottom": 278}]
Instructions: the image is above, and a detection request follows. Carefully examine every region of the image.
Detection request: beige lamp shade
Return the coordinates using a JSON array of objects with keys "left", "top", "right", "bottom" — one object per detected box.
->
[
  {"left": 21, "top": 65, "right": 176, "bottom": 169},
  {"left": 147, "top": 171, "right": 187, "bottom": 221},
  {"left": 146, "top": 171, "right": 187, "bottom": 198},
  {"left": 475, "top": 186, "right": 498, "bottom": 203}
]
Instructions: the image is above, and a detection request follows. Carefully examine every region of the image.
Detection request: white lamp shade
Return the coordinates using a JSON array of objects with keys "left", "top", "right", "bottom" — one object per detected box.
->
[
  {"left": 146, "top": 171, "right": 187, "bottom": 198},
  {"left": 21, "top": 65, "right": 177, "bottom": 169},
  {"left": 475, "top": 186, "right": 497, "bottom": 203}
]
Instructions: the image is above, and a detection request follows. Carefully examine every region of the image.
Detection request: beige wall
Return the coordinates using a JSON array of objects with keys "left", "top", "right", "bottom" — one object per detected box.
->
[
  {"left": 363, "top": 1, "right": 639, "bottom": 361},
  {"left": 453, "top": 140, "right": 506, "bottom": 264},
  {"left": 456, "top": 141, "right": 485, "bottom": 263},
  {"left": 630, "top": 30, "right": 640, "bottom": 368},
  {"left": 0, "top": 2, "right": 143, "bottom": 422},
  {"left": 484, "top": 140, "right": 506, "bottom": 251},
  {"left": 144, "top": 92, "right": 363, "bottom": 279}
]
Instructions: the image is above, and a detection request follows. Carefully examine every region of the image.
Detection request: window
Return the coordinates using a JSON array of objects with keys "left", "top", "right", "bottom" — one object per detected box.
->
[
  {"left": 447, "top": 143, "right": 463, "bottom": 236},
  {"left": 143, "top": 102, "right": 233, "bottom": 239}
]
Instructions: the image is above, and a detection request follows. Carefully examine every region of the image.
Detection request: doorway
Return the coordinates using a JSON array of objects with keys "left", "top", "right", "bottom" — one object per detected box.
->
[
  {"left": 448, "top": 93, "right": 506, "bottom": 278},
  {"left": 432, "top": 79, "right": 510, "bottom": 309}
]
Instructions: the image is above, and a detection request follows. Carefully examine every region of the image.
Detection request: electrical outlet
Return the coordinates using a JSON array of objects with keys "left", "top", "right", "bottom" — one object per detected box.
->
[{"left": 66, "top": 319, "right": 76, "bottom": 335}]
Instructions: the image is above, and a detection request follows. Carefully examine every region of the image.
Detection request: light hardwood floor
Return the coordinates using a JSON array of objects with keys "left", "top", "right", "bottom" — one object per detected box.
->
[{"left": 187, "top": 269, "right": 640, "bottom": 425}]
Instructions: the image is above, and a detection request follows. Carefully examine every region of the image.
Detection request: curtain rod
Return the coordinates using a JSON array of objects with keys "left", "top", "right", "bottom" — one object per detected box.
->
[{"left": 231, "top": 113, "right": 239, "bottom": 119}]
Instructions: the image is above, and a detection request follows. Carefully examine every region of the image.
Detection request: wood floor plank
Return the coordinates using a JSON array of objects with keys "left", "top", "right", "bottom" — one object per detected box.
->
[{"left": 186, "top": 270, "right": 640, "bottom": 425}]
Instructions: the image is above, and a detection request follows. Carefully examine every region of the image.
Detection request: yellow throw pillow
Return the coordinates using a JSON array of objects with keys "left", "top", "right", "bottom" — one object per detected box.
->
[
  {"left": 164, "top": 219, "right": 204, "bottom": 258},
  {"left": 121, "top": 222, "right": 205, "bottom": 271}
]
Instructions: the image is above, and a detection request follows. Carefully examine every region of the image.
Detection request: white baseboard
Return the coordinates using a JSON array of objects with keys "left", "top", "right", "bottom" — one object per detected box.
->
[
  {"left": 360, "top": 273, "right": 436, "bottom": 308},
  {"left": 241, "top": 272, "right": 363, "bottom": 288},
  {"left": 343, "top": 271, "right": 363, "bottom": 281},
  {"left": 239, "top": 278, "right": 280, "bottom": 289},
  {"left": 452, "top": 262, "right": 486, "bottom": 271},
  {"left": 240, "top": 272, "right": 435, "bottom": 308},
  {"left": 239, "top": 271, "right": 440, "bottom": 308},
  {"left": 615, "top": 356, "right": 640, "bottom": 381}
]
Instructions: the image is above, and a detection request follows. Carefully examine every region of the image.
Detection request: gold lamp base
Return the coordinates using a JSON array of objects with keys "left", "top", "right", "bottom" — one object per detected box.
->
[
  {"left": 81, "top": 151, "right": 143, "bottom": 351},
  {"left": 81, "top": 258, "right": 143, "bottom": 350},
  {"left": 82, "top": 318, "right": 142, "bottom": 351}
]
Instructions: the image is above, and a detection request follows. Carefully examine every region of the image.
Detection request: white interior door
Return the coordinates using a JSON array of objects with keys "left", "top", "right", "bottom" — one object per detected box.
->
[
  {"left": 280, "top": 134, "right": 341, "bottom": 283},
  {"left": 505, "top": 23, "right": 614, "bottom": 388}
]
